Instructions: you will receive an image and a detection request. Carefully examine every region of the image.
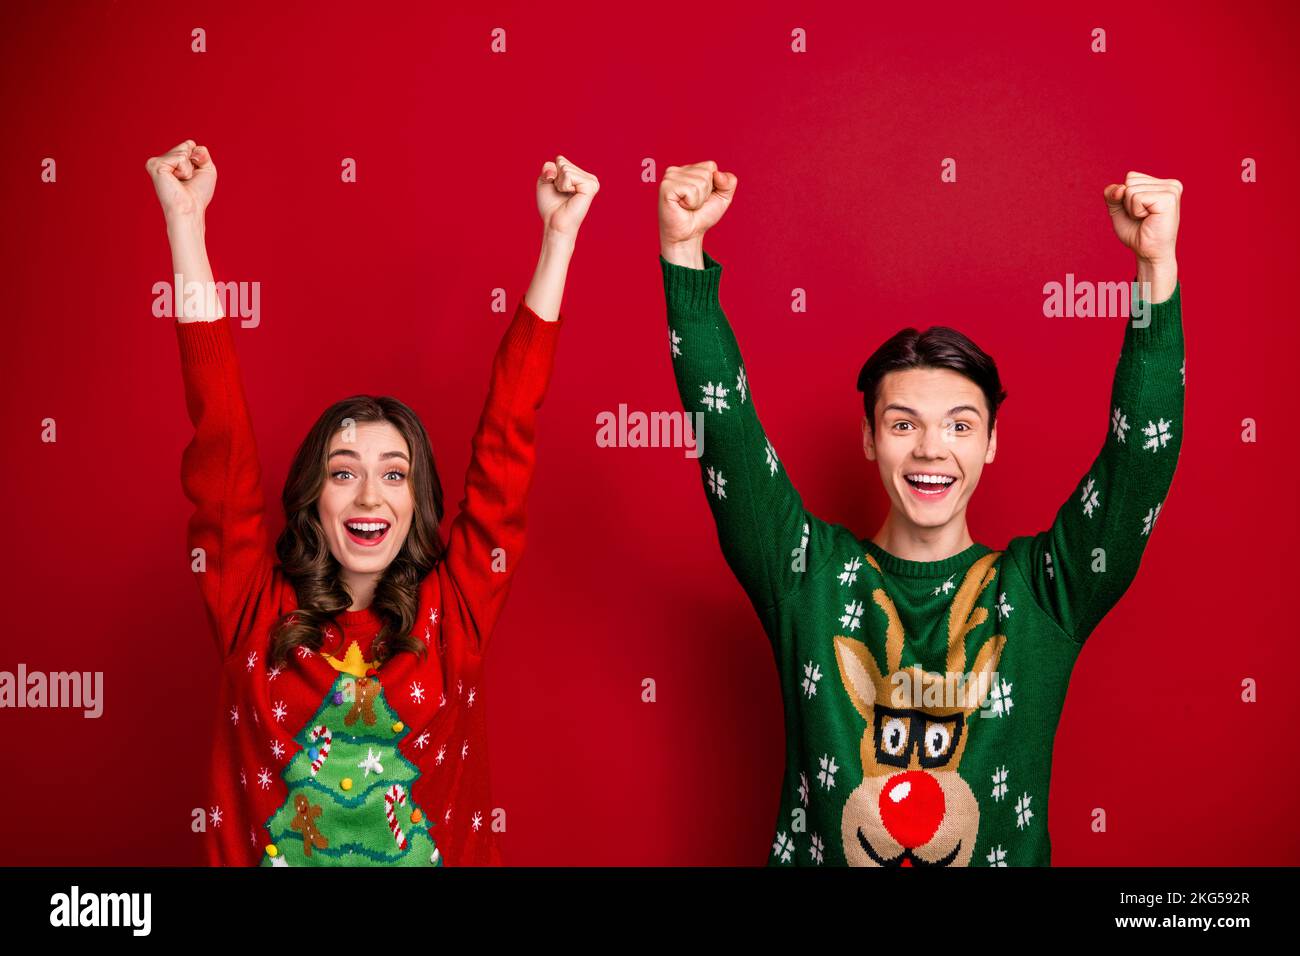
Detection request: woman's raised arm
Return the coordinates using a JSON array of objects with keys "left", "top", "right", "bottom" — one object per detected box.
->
[
  {"left": 441, "top": 157, "right": 598, "bottom": 656},
  {"left": 149, "top": 140, "right": 274, "bottom": 659}
]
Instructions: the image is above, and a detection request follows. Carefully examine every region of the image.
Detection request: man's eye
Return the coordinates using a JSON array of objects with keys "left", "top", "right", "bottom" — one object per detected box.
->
[{"left": 893, "top": 422, "right": 912, "bottom": 431}]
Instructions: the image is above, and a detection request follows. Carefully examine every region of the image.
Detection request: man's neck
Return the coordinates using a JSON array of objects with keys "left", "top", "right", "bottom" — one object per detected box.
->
[{"left": 870, "top": 511, "right": 975, "bottom": 563}]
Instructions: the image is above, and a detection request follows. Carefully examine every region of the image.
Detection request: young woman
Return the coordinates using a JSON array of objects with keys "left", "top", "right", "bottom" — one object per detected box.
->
[
  {"left": 657, "top": 162, "right": 1184, "bottom": 866},
  {"left": 147, "top": 139, "right": 598, "bottom": 866}
]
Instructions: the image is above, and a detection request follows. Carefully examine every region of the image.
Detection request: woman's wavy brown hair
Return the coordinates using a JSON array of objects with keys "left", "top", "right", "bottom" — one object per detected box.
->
[{"left": 267, "top": 395, "right": 446, "bottom": 668}]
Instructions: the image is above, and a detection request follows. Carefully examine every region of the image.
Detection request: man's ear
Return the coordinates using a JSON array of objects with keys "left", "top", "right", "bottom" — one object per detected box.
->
[
  {"left": 862, "top": 415, "right": 876, "bottom": 461},
  {"left": 986, "top": 420, "right": 997, "bottom": 463}
]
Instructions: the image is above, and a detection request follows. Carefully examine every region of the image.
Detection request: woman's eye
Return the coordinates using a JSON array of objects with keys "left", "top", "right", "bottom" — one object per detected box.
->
[
  {"left": 385, "top": 471, "right": 407, "bottom": 481},
  {"left": 331, "top": 470, "right": 354, "bottom": 480}
]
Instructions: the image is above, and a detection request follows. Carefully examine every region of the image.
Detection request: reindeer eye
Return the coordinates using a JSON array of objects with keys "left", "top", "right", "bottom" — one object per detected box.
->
[
  {"left": 924, "top": 722, "right": 953, "bottom": 758},
  {"left": 880, "top": 717, "right": 909, "bottom": 757}
]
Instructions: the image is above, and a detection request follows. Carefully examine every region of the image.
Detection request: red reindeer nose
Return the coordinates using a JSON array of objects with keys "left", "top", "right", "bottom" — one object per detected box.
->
[{"left": 878, "top": 771, "right": 945, "bottom": 850}]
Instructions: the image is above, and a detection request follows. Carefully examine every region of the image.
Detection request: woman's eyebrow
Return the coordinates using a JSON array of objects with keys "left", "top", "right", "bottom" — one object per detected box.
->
[{"left": 327, "top": 449, "right": 411, "bottom": 462}]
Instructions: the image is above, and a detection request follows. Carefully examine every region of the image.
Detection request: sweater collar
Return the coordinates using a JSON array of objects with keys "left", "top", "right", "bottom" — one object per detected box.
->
[{"left": 861, "top": 538, "right": 993, "bottom": 579}]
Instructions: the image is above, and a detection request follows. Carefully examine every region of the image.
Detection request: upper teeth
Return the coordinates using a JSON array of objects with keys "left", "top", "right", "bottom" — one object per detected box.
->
[
  {"left": 347, "top": 522, "right": 387, "bottom": 531},
  {"left": 908, "top": 474, "right": 954, "bottom": 484}
]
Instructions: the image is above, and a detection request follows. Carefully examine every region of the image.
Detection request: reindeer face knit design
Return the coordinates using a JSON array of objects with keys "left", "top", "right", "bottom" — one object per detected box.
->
[{"left": 661, "top": 251, "right": 1184, "bottom": 867}]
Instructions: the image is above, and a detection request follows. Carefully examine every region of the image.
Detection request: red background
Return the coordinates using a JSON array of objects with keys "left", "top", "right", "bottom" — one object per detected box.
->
[{"left": 1, "top": 0, "right": 1296, "bottom": 865}]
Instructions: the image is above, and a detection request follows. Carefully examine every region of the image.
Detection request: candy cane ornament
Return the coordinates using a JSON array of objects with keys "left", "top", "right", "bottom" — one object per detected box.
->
[
  {"left": 307, "top": 725, "right": 332, "bottom": 777},
  {"left": 384, "top": 784, "right": 408, "bottom": 851}
]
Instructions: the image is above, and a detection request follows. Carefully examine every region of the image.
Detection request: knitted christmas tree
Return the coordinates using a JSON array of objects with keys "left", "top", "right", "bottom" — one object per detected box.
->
[{"left": 261, "top": 642, "right": 441, "bottom": 867}]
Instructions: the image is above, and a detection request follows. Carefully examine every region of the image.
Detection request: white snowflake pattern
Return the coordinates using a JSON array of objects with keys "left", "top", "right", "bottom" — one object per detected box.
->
[
  {"left": 209, "top": 806, "right": 223, "bottom": 828},
  {"left": 1141, "top": 501, "right": 1162, "bottom": 536},
  {"left": 429, "top": 607, "right": 439, "bottom": 625},
  {"left": 410, "top": 681, "right": 425, "bottom": 704},
  {"left": 1142, "top": 418, "right": 1174, "bottom": 453},
  {"left": 798, "top": 772, "right": 810, "bottom": 807},
  {"left": 461, "top": 740, "right": 470, "bottom": 760},
  {"left": 358, "top": 747, "right": 384, "bottom": 777},
  {"left": 445, "top": 808, "right": 452, "bottom": 823},
  {"left": 472, "top": 811, "right": 484, "bottom": 832},
  {"left": 986, "top": 844, "right": 1008, "bottom": 866},
  {"left": 838, "top": 556, "right": 861, "bottom": 586},
  {"left": 707, "top": 466, "right": 727, "bottom": 499},
  {"left": 932, "top": 574, "right": 956, "bottom": 597},
  {"left": 700, "top": 382, "right": 730, "bottom": 413},
  {"left": 996, "top": 592, "right": 1014, "bottom": 620},
  {"left": 1015, "top": 792, "right": 1034, "bottom": 829},
  {"left": 1080, "top": 476, "right": 1100, "bottom": 517},
  {"left": 736, "top": 366, "right": 748, "bottom": 403},
  {"left": 439, "top": 692, "right": 447, "bottom": 708},
  {"left": 1180, "top": 359, "right": 1185, "bottom": 386},
  {"left": 809, "top": 833, "right": 824, "bottom": 865},
  {"left": 987, "top": 678, "right": 1014, "bottom": 718},
  {"left": 229, "top": 706, "right": 240, "bottom": 726},
  {"left": 414, "top": 732, "right": 430, "bottom": 750},
  {"left": 239, "top": 769, "right": 247, "bottom": 789},
  {"left": 467, "top": 687, "right": 477, "bottom": 707},
  {"left": 297, "top": 646, "right": 314, "bottom": 660},
  {"left": 669, "top": 328, "right": 682, "bottom": 358},
  {"left": 772, "top": 831, "right": 794, "bottom": 863},
  {"left": 257, "top": 768, "right": 271, "bottom": 790},
  {"left": 839, "top": 600, "right": 864, "bottom": 631},
  {"left": 764, "top": 438, "right": 779, "bottom": 476},
  {"left": 1044, "top": 552, "right": 1054, "bottom": 580},
  {"left": 435, "top": 745, "right": 446, "bottom": 765},
  {"left": 991, "top": 765, "right": 1009, "bottom": 801},
  {"left": 1111, "top": 406, "right": 1130, "bottom": 443},
  {"left": 802, "top": 661, "right": 822, "bottom": 699},
  {"left": 270, "top": 740, "right": 285, "bottom": 760},
  {"left": 267, "top": 665, "right": 282, "bottom": 683},
  {"left": 245, "top": 651, "right": 258, "bottom": 672},
  {"left": 249, "top": 828, "right": 257, "bottom": 847},
  {"left": 272, "top": 700, "right": 287, "bottom": 723},
  {"left": 817, "top": 753, "right": 838, "bottom": 790}
]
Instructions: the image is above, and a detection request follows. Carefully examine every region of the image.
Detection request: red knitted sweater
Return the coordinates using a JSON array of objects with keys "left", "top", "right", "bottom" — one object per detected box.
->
[{"left": 176, "top": 298, "right": 562, "bottom": 866}]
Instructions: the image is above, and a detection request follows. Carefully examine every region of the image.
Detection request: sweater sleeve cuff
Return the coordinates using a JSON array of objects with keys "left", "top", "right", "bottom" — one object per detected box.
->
[
  {"left": 1127, "top": 279, "right": 1182, "bottom": 349},
  {"left": 505, "top": 294, "right": 564, "bottom": 353},
  {"left": 175, "top": 315, "right": 238, "bottom": 365},
  {"left": 660, "top": 250, "right": 723, "bottom": 318}
]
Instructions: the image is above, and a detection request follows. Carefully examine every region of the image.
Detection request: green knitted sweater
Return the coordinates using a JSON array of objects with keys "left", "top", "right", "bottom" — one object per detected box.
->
[{"left": 661, "top": 251, "right": 1184, "bottom": 867}]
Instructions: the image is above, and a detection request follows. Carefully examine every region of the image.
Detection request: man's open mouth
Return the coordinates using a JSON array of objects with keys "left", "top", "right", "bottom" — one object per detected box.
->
[
  {"left": 344, "top": 519, "right": 391, "bottom": 547},
  {"left": 903, "top": 473, "right": 957, "bottom": 499}
]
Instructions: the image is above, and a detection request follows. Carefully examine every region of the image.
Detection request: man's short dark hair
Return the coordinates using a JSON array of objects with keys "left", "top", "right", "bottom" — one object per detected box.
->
[{"left": 856, "top": 326, "right": 1008, "bottom": 436}]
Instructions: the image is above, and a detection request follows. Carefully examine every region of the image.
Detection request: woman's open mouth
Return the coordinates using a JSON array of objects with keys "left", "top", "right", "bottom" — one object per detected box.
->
[
  {"left": 904, "top": 473, "right": 957, "bottom": 501},
  {"left": 344, "top": 519, "right": 391, "bottom": 547}
]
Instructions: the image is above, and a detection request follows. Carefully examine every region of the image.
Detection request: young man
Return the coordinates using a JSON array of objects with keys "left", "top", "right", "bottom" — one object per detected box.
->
[{"left": 658, "top": 163, "right": 1184, "bottom": 866}]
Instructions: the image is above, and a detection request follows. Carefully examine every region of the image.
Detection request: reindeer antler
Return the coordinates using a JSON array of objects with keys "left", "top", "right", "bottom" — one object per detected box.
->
[{"left": 946, "top": 552, "right": 1001, "bottom": 675}]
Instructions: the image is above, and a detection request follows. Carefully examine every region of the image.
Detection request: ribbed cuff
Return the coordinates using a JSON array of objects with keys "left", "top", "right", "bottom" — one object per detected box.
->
[
  {"left": 1127, "top": 279, "right": 1183, "bottom": 349},
  {"left": 660, "top": 249, "right": 723, "bottom": 318},
  {"left": 175, "top": 315, "right": 237, "bottom": 365},
  {"left": 504, "top": 293, "right": 564, "bottom": 352}
]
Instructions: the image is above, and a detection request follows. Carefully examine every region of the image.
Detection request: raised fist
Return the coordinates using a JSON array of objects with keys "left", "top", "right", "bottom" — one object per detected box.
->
[
  {"left": 537, "top": 155, "right": 599, "bottom": 239},
  {"left": 145, "top": 139, "right": 216, "bottom": 220},
  {"left": 659, "top": 161, "right": 738, "bottom": 247},
  {"left": 1104, "top": 171, "right": 1181, "bottom": 263}
]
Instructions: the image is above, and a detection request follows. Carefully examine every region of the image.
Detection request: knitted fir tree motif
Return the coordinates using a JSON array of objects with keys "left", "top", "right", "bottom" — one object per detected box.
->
[
  {"left": 260, "top": 651, "right": 441, "bottom": 867},
  {"left": 832, "top": 551, "right": 1007, "bottom": 866}
]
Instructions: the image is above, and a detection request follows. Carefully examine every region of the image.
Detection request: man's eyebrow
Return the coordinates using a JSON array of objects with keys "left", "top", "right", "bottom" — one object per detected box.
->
[
  {"left": 882, "top": 403, "right": 983, "bottom": 419},
  {"left": 327, "top": 449, "right": 411, "bottom": 462}
]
